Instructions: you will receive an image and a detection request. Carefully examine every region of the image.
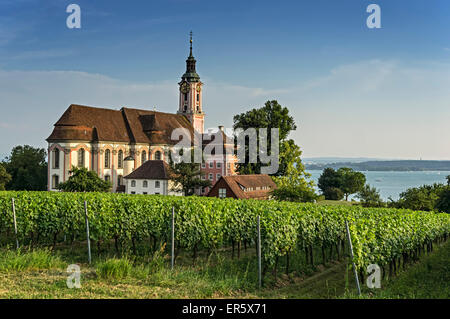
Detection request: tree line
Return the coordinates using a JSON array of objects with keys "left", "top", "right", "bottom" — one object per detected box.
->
[{"left": 0, "top": 145, "right": 47, "bottom": 191}]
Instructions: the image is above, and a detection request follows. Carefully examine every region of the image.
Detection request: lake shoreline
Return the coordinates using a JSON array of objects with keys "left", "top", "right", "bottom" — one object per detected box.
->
[{"left": 306, "top": 170, "right": 450, "bottom": 201}]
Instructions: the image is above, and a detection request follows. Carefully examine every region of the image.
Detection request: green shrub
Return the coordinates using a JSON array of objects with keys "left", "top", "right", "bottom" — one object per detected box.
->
[
  {"left": 0, "top": 248, "right": 64, "bottom": 271},
  {"left": 356, "top": 184, "right": 385, "bottom": 207},
  {"left": 436, "top": 187, "right": 450, "bottom": 214},
  {"left": 96, "top": 258, "right": 133, "bottom": 279},
  {"left": 393, "top": 183, "right": 445, "bottom": 211},
  {"left": 323, "top": 187, "right": 344, "bottom": 200},
  {"left": 271, "top": 185, "right": 318, "bottom": 202}
]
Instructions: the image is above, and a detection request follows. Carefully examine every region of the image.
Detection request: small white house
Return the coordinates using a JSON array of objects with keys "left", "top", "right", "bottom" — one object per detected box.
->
[{"left": 124, "top": 160, "right": 182, "bottom": 196}]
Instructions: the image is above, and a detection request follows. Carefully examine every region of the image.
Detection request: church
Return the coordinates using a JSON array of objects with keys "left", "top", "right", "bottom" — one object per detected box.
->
[{"left": 46, "top": 34, "right": 237, "bottom": 194}]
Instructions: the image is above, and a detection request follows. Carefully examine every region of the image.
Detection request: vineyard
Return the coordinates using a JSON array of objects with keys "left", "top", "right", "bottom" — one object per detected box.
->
[{"left": 0, "top": 191, "right": 449, "bottom": 284}]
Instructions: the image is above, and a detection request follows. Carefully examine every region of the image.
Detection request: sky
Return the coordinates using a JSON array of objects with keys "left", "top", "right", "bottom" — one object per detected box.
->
[{"left": 0, "top": 0, "right": 449, "bottom": 160}]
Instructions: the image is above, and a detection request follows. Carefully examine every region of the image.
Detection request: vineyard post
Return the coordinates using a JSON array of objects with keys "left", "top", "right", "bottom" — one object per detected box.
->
[
  {"left": 171, "top": 206, "right": 175, "bottom": 270},
  {"left": 345, "top": 221, "right": 361, "bottom": 295},
  {"left": 257, "top": 215, "right": 262, "bottom": 289},
  {"left": 84, "top": 201, "right": 92, "bottom": 264},
  {"left": 11, "top": 198, "right": 19, "bottom": 250}
]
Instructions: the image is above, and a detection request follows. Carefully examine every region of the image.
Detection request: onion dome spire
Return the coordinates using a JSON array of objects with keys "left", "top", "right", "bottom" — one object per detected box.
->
[{"left": 182, "top": 31, "right": 200, "bottom": 82}]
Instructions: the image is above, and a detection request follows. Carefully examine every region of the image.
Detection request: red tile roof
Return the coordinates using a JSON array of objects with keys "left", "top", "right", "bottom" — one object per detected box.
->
[
  {"left": 47, "top": 104, "right": 194, "bottom": 144},
  {"left": 124, "top": 160, "right": 173, "bottom": 180},
  {"left": 210, "top": 174, "right": 277, "bottom": 200}
]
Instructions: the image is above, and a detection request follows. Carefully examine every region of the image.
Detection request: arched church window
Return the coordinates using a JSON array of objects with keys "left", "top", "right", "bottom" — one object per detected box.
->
[
  {"left": 78, "top": 148, "right": 85, "bottom": 167},
  {"left": 142, "top": 151, "right": 147, "bottom": 163},
  {"left": 118, "top": 150, "right": 123, "bottom": 168},
  {"left": 154, "top": 151, "right": 162, "bottom": 161},
  {"left": 105, "top": 149, "right": 111, "bottom": 168},
  {"left": 184, "top": 93, "right": 188, "bottom": 101},
  {"left": 53, "top": 148, "right": 60, "bottom": 169}
]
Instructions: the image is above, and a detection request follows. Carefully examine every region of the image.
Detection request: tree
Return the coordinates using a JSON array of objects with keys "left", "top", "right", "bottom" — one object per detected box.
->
[
  {"left": 169, "top": 151, "right": 211, "bottom": 196},
  {"left": 356, "top": 184, "right": 384, "bottom": 207},
  {"left": 436, "top": 187, "right": 450, "bottom": 213},
  {"left": 233, "top": 100, "right": 297, "bottom": 176},
  {"left": 0, "top": 164, "right": 11, "bottom": 191},
  {"left": 3, "top": 145, "right": 47, "bottom": 191},
  {"left": 272, "top": 184, "right": 318, "bottom": 203},
  {"left": 318, "top": 167, "right": 366, "bottom": 201},
  {"left": 322, "top": 187, "right": 344, "bottom": 201},
  {"left": 272, "top": 140, "right": 317, "bottom": 202},
  {"left": 317, "top": 168, "right": 342, "bottom": 199},
  {"left": 394, "top": 183, "right": 445, "bottom": 211},
  {"left": 446, "top": 175, "right": 450, "bottom": 186},
  {"left": 58, "top": 166, "right": 111, "bottom": 192},
  {"left": 337, "top": 167, "right": 366, "bottom": 201}
]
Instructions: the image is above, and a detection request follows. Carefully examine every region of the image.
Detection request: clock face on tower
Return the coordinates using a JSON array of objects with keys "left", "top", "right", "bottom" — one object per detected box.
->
[{"left": 180, "top": 82, "right": 190, "bottom": 94}]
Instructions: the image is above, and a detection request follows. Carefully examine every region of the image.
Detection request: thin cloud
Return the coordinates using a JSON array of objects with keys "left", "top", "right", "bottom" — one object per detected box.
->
[
  {"left": 0, "top": 59, "right": 449, "bottom": 159},
  {"left": 9, "top": 49, "right": 76, "bottom": 61}
]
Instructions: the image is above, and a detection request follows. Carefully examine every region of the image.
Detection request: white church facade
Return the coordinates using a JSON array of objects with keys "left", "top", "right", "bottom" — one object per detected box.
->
[{"left": 46, "top": 34, "right": 237, "bottom": 193}]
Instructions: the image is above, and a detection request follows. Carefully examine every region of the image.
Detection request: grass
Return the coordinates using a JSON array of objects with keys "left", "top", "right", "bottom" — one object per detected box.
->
[
  {"left": 96, "top": 258, "right": 133, "bottom": 280},
  {"left": 0, "top": 248, "right": 65, "bottom": 272},
  {"left": 368, "top": 240, "right": 449, "bottom": 298},
  {"left": 0, "top": 240, "right": 447, "bottom": 299}
]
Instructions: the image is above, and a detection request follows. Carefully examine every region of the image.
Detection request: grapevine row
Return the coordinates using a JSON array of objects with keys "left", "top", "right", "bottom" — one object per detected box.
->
[{"left": 0, "top": 192, "right": 448, "bottom": 276}]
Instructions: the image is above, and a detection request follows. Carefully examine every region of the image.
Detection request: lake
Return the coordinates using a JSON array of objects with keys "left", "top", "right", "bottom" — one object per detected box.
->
[{"left": 306, "top": 170, "right": 450, "bottom": 201}]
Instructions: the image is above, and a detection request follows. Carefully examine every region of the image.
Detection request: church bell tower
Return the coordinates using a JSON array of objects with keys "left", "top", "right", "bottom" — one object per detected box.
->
[{"left": 178, "top": 31, "right": 204, "bottom": 134}]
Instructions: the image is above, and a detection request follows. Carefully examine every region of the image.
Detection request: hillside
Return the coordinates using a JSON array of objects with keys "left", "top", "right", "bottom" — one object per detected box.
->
[{"left": 305, "top": 160, "right": 450, "bottom": 171}]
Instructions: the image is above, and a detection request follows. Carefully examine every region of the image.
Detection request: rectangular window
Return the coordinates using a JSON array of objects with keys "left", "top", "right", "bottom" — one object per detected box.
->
[
  {"left": 217, "top": 162, "right": 221, "bottom": 168},
  {"left": 227, "top": 163, "right": 231, "bottom": 169},
  {"left": 216, "top": 173, "right": 221, "bottom": 180},
  {"left": 209, "top": 162, "right": 213, "bottom": 168},
  {"left": 52, "top": 175, "right": 59, "bottom": 190},
  {"left": 131, "top": 191, "right": 136, "bottom": 195},
  {"left": 143, "top": 192, "right": 148, "bottom": 195},
  {"left": 209, "top": 173, "right": 213, "bottom": 180},
  {"left": 219, "top": 188, "right": 227, "bottom": 198},
  {"left": 202, "top": 162, "right": 206, "bottom": 168},
  {"left": 143, "top": 181, "right": 148, "bottom": 188},
  {"left": 155, "top": 181, "right": 160, "bottom": 188}
]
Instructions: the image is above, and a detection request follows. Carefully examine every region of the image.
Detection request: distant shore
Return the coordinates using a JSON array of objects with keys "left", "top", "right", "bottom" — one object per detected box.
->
[{"left": 305, "top": 160, "right": 450, "bottom": 172}]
